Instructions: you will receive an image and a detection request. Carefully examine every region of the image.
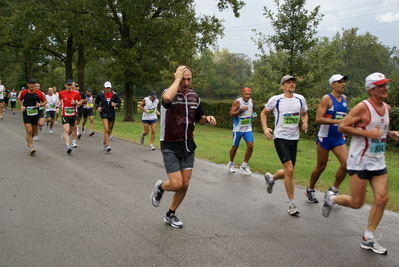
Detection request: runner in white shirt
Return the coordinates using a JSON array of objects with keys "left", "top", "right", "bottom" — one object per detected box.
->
[
  {"left": 261, "top": 75, "right": 308, "bottom": 216},
  {"left": 9, "top": 89, "right": 17, "bottom": 114},
  {"left": 139, "top": 91, "right": 160, "bottom": 150},
  {"left": 0, "top": 80, "right": 5, "bottom": 119},
  {"left": 45, "top": 87, "right": 58, "bottom": 134}
]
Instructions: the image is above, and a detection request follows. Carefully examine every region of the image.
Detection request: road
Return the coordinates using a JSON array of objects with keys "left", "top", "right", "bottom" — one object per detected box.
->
[{"left": 1, "top": 111, "right": 398, "bottom": 267}]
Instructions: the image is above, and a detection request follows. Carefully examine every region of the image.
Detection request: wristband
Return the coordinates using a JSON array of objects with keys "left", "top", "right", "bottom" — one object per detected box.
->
[{"left": 239, "top": 108, "right": 243, "bottom": 113}]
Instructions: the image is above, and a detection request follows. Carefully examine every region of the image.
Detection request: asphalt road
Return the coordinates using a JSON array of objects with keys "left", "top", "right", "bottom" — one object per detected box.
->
[{"left": 1, "top": 111, "right": 398, "bottom": 267}]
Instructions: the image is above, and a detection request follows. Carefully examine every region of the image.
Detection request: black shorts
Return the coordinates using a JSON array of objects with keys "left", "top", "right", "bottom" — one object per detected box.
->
[
  {"left": 83, "top": 108, "right": 94, "bottom": 118},
  {"left": 274, "top": 138, "right": 298, "bottom": 165},
  {"left": 23, "top": 112, "right": 39, "bottom": 125},
  {"left": 46, "top": 111, "right": 56, "bottom": 119},
  {"left": 62, "top": 116, "right": 76, "bottom": 126},
  {"left": 10, "top": 101, "right": 16, "bottom": 108},
  {"left": 38, "top": 109, "right": 44, "bottom": 119},
  {"left": 348, "top": 168, "right": 388, "bottom": 180},
  {"left": 100, "top": 116, "right": 115, "bottom": 122}
]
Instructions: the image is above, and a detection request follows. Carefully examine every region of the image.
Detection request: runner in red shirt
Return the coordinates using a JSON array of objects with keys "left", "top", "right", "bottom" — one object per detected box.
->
[
  {"left": 18, "top": 78, "right": 46, "bottom": 155},
  {"left": 58, "top": 79, "right": 81, "bottom": 154}
]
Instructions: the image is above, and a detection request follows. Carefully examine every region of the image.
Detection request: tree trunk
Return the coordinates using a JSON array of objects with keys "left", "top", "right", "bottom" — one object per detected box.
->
[
  {"left": 77, "top": 43, "right": 87, "bottom": 89},
  {"left": 65, "top": 36, "right": 74, "bottom": 79},
  {"left": 123, "top": 80, "right": 134, "bottom": 121}
]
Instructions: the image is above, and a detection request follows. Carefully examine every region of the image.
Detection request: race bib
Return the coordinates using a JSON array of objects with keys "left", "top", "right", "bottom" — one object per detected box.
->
[
  {"left": 26, "top": 106, "right": 38, "bottom": 116},
  {"left": 283, "top": 112, "right": 299, "bottom": 127},
  {"left": 64, "top": 107, "right": 76, "bottom": 116},
  {"left": 335, "top": 111, "right": 347, "bottom": 120},
  {"left": 49, "top": 103, "right": 56, "bottom": 109},
  {"left": 148, "top": 108, "right": 156, "bottom": 114},
  {"left": 239, "top": 116, "right": 251, "bottom": 126},
  {"left": 86, "top": 102, "right": 93, "bottom": 108},
  {"left": 369, "top": 138, "right": 386, "bottom": 157}
]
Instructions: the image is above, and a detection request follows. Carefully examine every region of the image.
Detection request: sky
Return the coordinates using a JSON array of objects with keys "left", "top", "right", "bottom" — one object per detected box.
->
[{"left": 194, "top": 0, "right": 399, "bottom": 60}]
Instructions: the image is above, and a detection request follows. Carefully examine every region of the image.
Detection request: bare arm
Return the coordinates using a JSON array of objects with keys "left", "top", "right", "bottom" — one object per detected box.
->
[
  {"left": 338, "top": 102, "right": 382, "bottom": 139},
  {"left": 162, "top": 66, "right": 187, "bottom": 104},
  {"left": 301, "top": 111, "right": 308, "bottom": 133},
  {"left": 261, "top": 107, "right": 273, "bottom": 140}
]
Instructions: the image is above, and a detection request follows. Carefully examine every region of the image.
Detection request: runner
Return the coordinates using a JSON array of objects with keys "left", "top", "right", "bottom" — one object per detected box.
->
[
  {"left": 150, "top": 65, "right": 217, "bottom": 228},
  {"left": 322, "top": 72, "right": 399, "bottom": 255},
  {"left": 139, "top": 90, "right": 160, "bottom": 150},
  {"left": 45, "top": 87, "right": 58, "bottom": 134},
  {"left": 227, "top": 87, "right": 255, "bottom": 175},
  {"left": 81, "top": 87, "right": 95, "bottom": 136},
  {"left": 261, "top": 75, "right": 308, "bottom": 216},
  {"left": 95, "top": 81, "right": 121, "bottom": 153},
  {"left": 74, "top": 83, "right": 85, "bottom": 140},
  {"left": 9, "top": 89, "right": 17, "bottom": 114},
  {"left": 58, "top": 79, "right": 82, "bottom": 154},
  {"left": 32, "top": 82, "right": 47, "bottom": 141},
  {"left": 305, "top": 74, "right": 349, "bottom": 203},
  {"left": 18, "top": 78, "right": 46, "bottom": 155}
]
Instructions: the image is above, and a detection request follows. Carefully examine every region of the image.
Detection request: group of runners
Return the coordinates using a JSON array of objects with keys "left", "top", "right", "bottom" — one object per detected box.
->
[
  {"left": 3, "top": 68, "right": 397, "bottom": 256},
  {"left": 150, "top": 66, "right": 397, "bottom": 256},
  {"left": 14, "top": 78, "right": 120, "bottom": 155}
]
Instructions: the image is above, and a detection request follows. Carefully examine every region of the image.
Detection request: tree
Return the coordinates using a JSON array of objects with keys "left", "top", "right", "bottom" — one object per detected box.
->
[{"left": 254, "top": 0, "right": 323, "bottom": 76}]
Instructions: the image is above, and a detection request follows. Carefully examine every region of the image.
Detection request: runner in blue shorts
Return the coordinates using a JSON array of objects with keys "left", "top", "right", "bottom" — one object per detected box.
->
[
  {"left": 306, "top": 74, "right": 349, "bottom": 203},
  {"left": 227, "top": 87, "right": 255, "bottom": 175},
  {"left": 139, "top": 91, "right": 160, "bottom": 150}
]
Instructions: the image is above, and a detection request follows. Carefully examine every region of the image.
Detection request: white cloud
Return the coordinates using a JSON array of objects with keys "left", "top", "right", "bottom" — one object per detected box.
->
[{"left": 376, "top": 11, "right": 399, "bottom": 22}]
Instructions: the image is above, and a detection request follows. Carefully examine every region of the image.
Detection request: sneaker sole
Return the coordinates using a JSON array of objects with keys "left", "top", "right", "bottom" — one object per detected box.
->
[
  {"left": 289, "top": 211, "right": 300, "bottom": 216},
  {"left": 151, "top": 180, "right": 163, "bottom": 207},
  {"left": 29, "top": 149, "right": 36, "bottom": 156},
  {"left": 360, "top": 244, "right": 388, "bottom": 255},
  {"left": 164, "top": 218, "right": 183, "bottom": 228}
]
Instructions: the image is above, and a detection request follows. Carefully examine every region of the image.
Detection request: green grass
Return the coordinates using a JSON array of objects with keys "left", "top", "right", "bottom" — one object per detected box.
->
[{"left": 90, "top": 111, "right": 399, "bottom": 213}]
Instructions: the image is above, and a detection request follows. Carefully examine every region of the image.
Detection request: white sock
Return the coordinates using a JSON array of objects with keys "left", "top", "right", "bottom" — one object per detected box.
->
[
  {"left": 364, "top": 230, "right": 374, "bottom": 240},
  {"left": 289, "top": 199, "right": 295, "bottom": 206}
]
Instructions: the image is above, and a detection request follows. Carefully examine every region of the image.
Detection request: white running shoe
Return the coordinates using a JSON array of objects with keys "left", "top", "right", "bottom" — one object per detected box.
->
[
  {"left": 240, "top": 164, "right": 252, "bottom": 175},
  {"left": 33, "top": 135, "right": 38, "bottom": 141},
  {"left": 48, "top": 130, "right": 53, "bottom": 134},
  {"left": 149, "top": 144, "right": 155, "bottom": 150},
  {"left": 109, "top": 135, "right": 113, "bottom": 140},
  {"left": 71, "top": 143, "right": 78, "bottom": 148},
  {"left": 101, "top": 140, "right": 106, "bottom": 150},
  {"left": 105, "top": 146, "right": 111, "bottom": 153},
  {"left": 227, "top": 163, "right": 235, "bottom": 173}
]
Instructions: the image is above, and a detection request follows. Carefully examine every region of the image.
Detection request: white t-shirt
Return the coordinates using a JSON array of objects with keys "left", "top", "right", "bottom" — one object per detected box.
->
[
  {"left": 46, "top": 94, "right": 58, "bottom": 111},
  {"left": 265, "top": 93, "right": 308, "bottom": 140},
  {"left": 141, "top": 96, "right": 159, "bottom": 121},
  {"left": 0, "top": 85, "right": 5, "bottom": 100}
]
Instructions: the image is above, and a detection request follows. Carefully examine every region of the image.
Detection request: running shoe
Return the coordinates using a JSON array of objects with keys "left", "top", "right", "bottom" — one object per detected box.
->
[
  {"left": 109, "top": 135, "right": 113, "bottom": 140},
  {"left": 151, "top": 180, "right": 163, "bottom": 207},
  {"left": 39, "top": 126, "right": 42, "bottom": 131},
  {"left": 61, "top": 133, "right": 64, "bottom": 139},
  {"left": 48, "top": 130, "right": 53, "bottom": 134},
  {"left": 305, "top": 188, "right": 318, "bottom": 203},
  {"left": 81, "top": 128, "right": 85, "bottom": 134},
  {"left": 77, "top": 133, "right": 82, "bottom": 139},
  {"left": 149, "top": 144, "right": 155, "bottom": 150},
  {"left": 29, "top": 147, "right": 36, "bottom": 156},
  {"left": 71, "top": 143, "right": 78, "bottom": 148},
  {"left": 264, "top": 172, "right": 274, "bottom": 194},
  {"left": 288, "top": 204, "right": 300, "bottom": 216},
  {"left": 360, "top": 237, "right": 388, "bottom": 255},
  {"left": 67, "top": 147, "right": 72, "bottom": 154},
  {"left": 101, "top": 140, "right": 106, "bottom": 150},
  {"left": 140, "top": 133, "right": 144, "bottom": 145},
  {"left": 322, "top": 190, "right": 335, "bottom": 217},
  {"left": 164, "top": 213, "right": 183, "bottom": 228},
  {"left": 33, "top": 135, "right": 38, "bottom": 141},
  {"left": 89, "top": 131, "right": 95, "bottom": 136},
  {"left": 44, "top": 124, "right": 48, "bottom": 130},
  {"left": 240, "top": 164, "right": 252, "bottom": 175},
  {"left": 106, "top": 146, "right": 111, "bottom": 153},
  {"left": 227, "top": 163, "right": 235, "bottom": 173}
]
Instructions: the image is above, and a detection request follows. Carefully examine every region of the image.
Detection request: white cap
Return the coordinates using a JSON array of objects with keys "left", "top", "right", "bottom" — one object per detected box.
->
[
  {"left": 329, "top": 74, "right": 348, "bottom": 85},
  {"left": 365, "top": 72, "right": 391, "bottom": 89},
  {"left": 104, "top": 81, "right": 112, "bottom": 88}
]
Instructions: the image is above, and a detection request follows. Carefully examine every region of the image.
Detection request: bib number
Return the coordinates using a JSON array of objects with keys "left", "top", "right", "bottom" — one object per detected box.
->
[
  {"left": 369, "top": 138, "right": 386, "bottom": 157},
  {"left": 148, "top": 108, "right": 156, "bottom": 114},
  {"left": 239, "top": 116, "right": 251, "bottom": 126},
  {"left": 283, "top": 112, "right": 299, "bottom": 127},
  {"left": 26, "top": 106, "right": 38, "bottom": 116},
  {"left": 64, "top": 107, "right": 76, "bottom": 116},
  {"left": 335, "top": 111, "right": 347, "bottom": 120}
]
